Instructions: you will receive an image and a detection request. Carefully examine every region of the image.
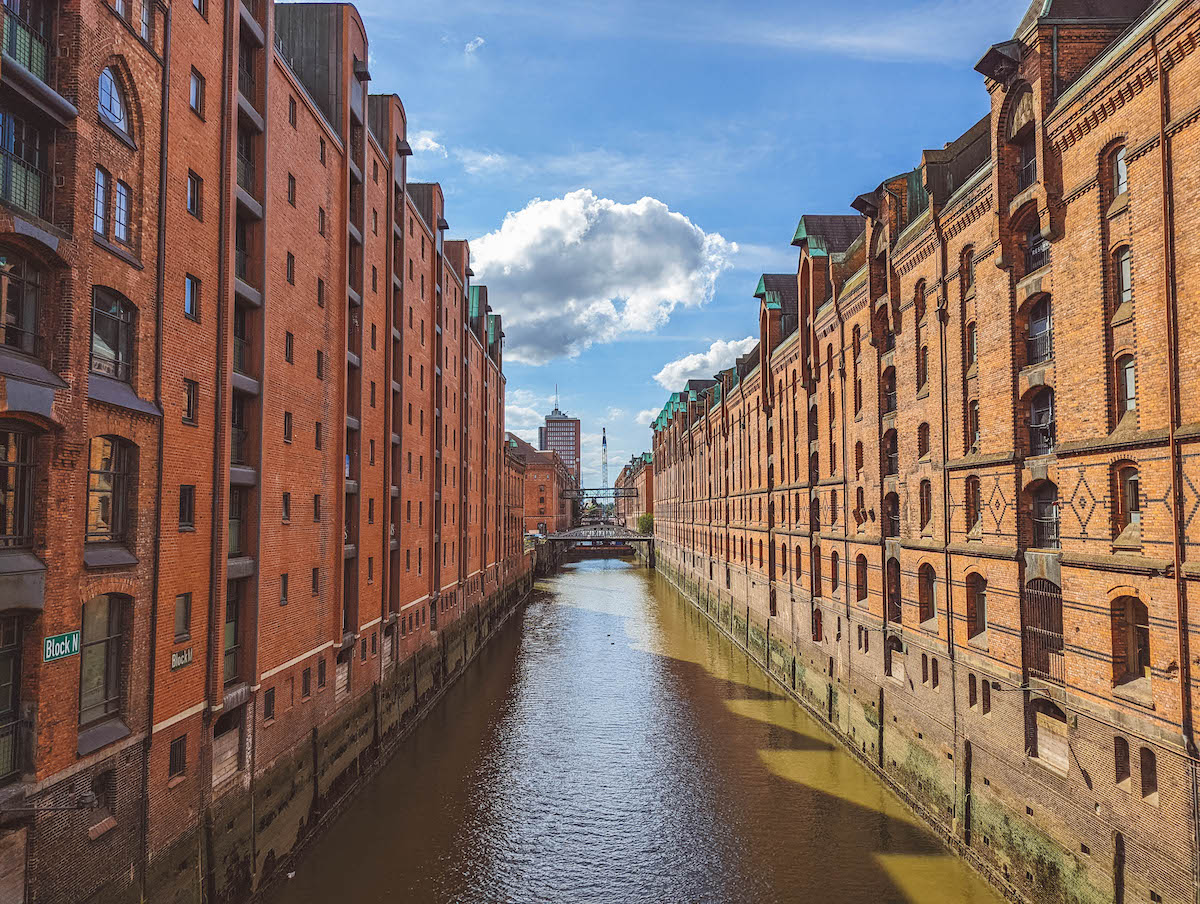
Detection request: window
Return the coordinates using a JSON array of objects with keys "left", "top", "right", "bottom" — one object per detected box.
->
[
  {"left": 190, "top": 69, "right": 205, "bottom": 116},
  {"left": 179, "top": 484, "right": 195, "bottom": 529},
  {"left": 319, "top": 137, "right": 326, "bottom": 164},
  {"left": 317, "top": 277, "right": 324, "bottom": 307},
  {"left": 1017, "top": 132, "right": 1037, "bottom": 190},
  {"left": 1024, "top": 579, "right": 1064, "bottom": 683},
  {"left": 883, "top": 493, "right": 899, "bottom": 538},
  {"left": 883, "top": 430, "right": 898, "bottom": 476},
  {"left": 1114, "top": 465, "right": 1140, "bottom": 535},
  {"left": 316, "top": 350, "right": 324, "bottom": 380},
  {"left": 811, "top": 546, "right": 822, "bottom": 596},
  {"left": 282, "top": 492, "right": 290, "bottom": 523},
  {"left": 856, "top": 555, "right": 868, "bottom": 601},
  {"left": 264, "top": 687, "right": 275, "bottom": 721},
  {"left": 1029, "top": 388, "right": 1055, "bottom": 455},
  {"left": 169, "top": 735, "right": 187, "bottom": 778},
  {"left": 965, "top": 475, "right": 982, "bottom": 531},
  {"left": 0, "top": 249, "right": 44, "bottom": 357},
  {"left": 93, "top": 167, "right": 109, "bottom": 235},
  {"left": 919, "top": 480, "right": 932, "bottom": 530},
  {"left": 318, "top": 207, "right": 325, "bottom": 236},
  {"left": 79, "top": 594, "right": 124, "bottom": 725},
  {"left": 1140, "top": 748, "right": 1158, "bottom": 803},
  {"left": 918, "top": 564, "right": 936, "bottom": 623},
  {"left": 311, "top": 567, "right": 319, "bottom": 593},
  {"left": 92, "top": 289, "right": 135, "bottom": 382},
  {"left": 284, "top": 331, "right": 293, "bottom": 363},
  {"left": 174, "top": 592, "right": 191, "bottom": 640},
  {"left": 87, "top": 436, "right": 132, "bottom": 543},
  {"left": 965, "top": 321, "right": 977, "bottom": 367},
  {"left": 313, "top": 494, "right": 321, "bottom": 521},
  {"left": 318, "top": 657, "right": 326, "bottom": 688},
  {"left": 280, "top": 572, "right": 288, "bottom": 605},
  {"left": 1026, "top": 223, "right": 1050, "bottom": 273},
  {"left": 315, "top": 423, "right": 322, "bottom": 449},
  {"left": 368, "top": 498, "right": 374, "bottom": 524},
  {"left": 302, "top": 668, "right": 311, "bottom": 698},
  {"left": 1027, "top": 296, "right": 1052, "bottom": 364},
  {"left": 918, "top": 423, "right": 930, "bottom": 459},
  {"left": 885, "top": 636, "right": 903, "bottom": 680},
  {"left": 140, "top": 0, "right": 151, "bottom": 39},
  {"left": 184, "top": 274, "right": 200, "bottom": 321},
  {"left": 286, "top": 252, "right": 294, "bottom": 284},
  {"left": 223, "top": 582, "right": 240, "bottom": 684},
  {"left": 916, "top": 345, "right": 928, "bottom": 389},
  {"left": 283, "top": 411, "right": 292, "bottom": 443},
  {"left": 881, "top": 368, "right": 896, "bottom": 413},
  {"left": 113, "top": 181, "right": 130, "bottom": 243},
  {"left": 98, "top": 68, "right": 128, "bottom": 134},
  {"left": 967, "top": 574, "right": 987, "bottom": 638},
  {"left": 193, "top": 0, "right": 205, "bottom": 13},
  {"left": 968, "top": 400, "right": 980, "bottom": 451},
  {"left": 1115, "top": 737, "right": 1131, "bottom": 789},
  {"left": 1112, "top": 596, "right": 1150, "bottom": 685},
  {"left": 1116, "top": 354, "right": 1136, "bottom": 415},
  {"left": 962, "top": 248, "right": 975, "bottom": 292},
  {"left": 855, "top": 442, "right": 864, "bottom": 476},
  {"left": 1112, "top": 145, "right": 1128, "bottom": 196},
  {"left": 0, "top": 428, "right": 34, "bottom": 548},
  {"left": 831, "top": 551, "right": 840, "bottom": 592},
  {"left": 186, "top": 171, "right": 202, "bottom": 218},
  {"left": 288, "top": 96, "right": 297, "bottom": 127},
  {"left": 183, "top": 379, "right": 198, "bottom": 424}
]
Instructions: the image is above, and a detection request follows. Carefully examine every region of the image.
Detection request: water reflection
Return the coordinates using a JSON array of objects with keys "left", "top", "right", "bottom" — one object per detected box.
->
[{"left": 268, "top": 558, "right": 1001, "bottom": 904}]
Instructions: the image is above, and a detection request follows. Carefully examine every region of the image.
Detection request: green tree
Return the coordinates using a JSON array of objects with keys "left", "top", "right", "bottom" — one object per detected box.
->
[{"left": 636, "top": 512, "right": 654, "bottom": 535}]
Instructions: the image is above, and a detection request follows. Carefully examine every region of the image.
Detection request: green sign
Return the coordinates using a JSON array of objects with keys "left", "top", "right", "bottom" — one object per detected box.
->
[{"left": 44, "top": 630, "right": 80, "bottom": 663}]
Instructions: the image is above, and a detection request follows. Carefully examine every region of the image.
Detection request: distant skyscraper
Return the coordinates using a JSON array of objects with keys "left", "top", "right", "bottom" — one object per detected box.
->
[{"left": 539, "top": 403, "right": 581, "bottom": 485}]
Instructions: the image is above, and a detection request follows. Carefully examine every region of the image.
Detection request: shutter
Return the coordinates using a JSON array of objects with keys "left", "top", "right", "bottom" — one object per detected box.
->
[
  {"left": 1036, "top": 711, "right": 1069, "bottom": 773},
  {"left": 336, "top": 659, "right": 349, "bottom": 698},
  {"left": 212, "top": 725, "right": 240, "bottom": 787}
]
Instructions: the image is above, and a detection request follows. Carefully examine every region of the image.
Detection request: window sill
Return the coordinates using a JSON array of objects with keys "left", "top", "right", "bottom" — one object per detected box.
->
[
  {"left": 1112, "top": 676, "right": 1154, "bottom": 709},
  {"left": 179, "top": 525, "right": 195, "bottom": 533},
  {"left": 88, "top": 815, "right": 118, "bottom": 841},
  {"left": 83, "top": 543, "right": 138, "bottom": 570},
  {"left": 99, "top": 114, "right": 137, "bottom": 151},
  {"left": 92, "top": 233, "right": 143, "bottom": 270},
  {"left": 77, "top": 718, "right": 130, "bottom": 757},
  {"left": 967, "top": 631, "right": 989, "bottom": 651},
  {"left": 1107, "top": 191, "right": 1129, "bottom": 219}
]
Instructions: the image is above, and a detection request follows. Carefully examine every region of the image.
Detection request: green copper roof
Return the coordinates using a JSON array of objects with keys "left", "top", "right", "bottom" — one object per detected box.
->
[
  {"left": 468, "top": 285, "right": 483, "bottom": 320},
  {"left": 791, "top": 218, "right": 830, "bottom": 256},
  {"left": 754, "top": 275, "right": 783, "bottom": 310}
]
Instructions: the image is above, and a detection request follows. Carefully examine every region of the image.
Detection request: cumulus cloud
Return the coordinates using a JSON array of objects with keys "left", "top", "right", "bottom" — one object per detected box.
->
[
  {"left": 456, "top": 148, "right": 508, "bottom": 174},
  {"left": 635, "top": 409, "right": 657, "bottom": 427},
  {"left": 411, "top": 130, "right": 447, "bottom": 157},
  {"left": 464, "top": 36, "right": 485, "bottom": 55},
  {"left": 472, "top": 190, "right": 736, "bottom": 365},
  {"left": 653, "top": 337, "right": 757, "bottom": 391}
]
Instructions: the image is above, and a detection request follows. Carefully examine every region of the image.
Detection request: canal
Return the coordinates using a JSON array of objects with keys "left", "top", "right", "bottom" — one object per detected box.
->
[{"left": 267, "top": 558, "right": 1002, "bottom": 903}]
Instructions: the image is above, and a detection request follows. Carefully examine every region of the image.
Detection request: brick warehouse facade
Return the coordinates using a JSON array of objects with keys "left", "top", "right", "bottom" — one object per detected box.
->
[
  {"left": 614, "top": 452, "right": 653, "bottom": 531},
  {"left": 507, "top": 431, "right": 575, "bottom": 536},
  {"left": 652, "top": 2, "right": 1200, "bottom": 902},
  {"left": 0, "top": 1, "right": 531, "bottom": 902}
]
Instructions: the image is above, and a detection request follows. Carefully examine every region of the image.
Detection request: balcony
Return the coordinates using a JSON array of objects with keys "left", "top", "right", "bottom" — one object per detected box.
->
[
  {"left": 1032, "top": 515, "right": 1059, "bottom": 550},
  {"left": 236, "top": 150, "right": 254, "bottom": 196},
  {"left": 1026, "top": 332, "right": 1052, "bottom": 366},
  {"left": 231, "top": 426, "right": 250, "bottom": 466},
  {"left": 0, "top": 718, "right": 29, "bottom": 785},
  {"left": 0, "top": 141, "right": 48, "bottom": 220},
  {"left": 233, "top": 336, "right": 250, "bottom": 376},
  {"left": 1026, "top": 235, "right": 1051, "bottom": 274},
  {"left": 3, "top": 5, "right": 47, "bottom": 83},
  {"left": 1029, "top": 422, "right": 1055, "bottom": 457}
]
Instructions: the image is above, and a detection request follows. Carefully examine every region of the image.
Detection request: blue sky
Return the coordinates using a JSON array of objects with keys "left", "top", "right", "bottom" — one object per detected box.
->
[{"left": 353, "top": 0, "right": 1031, "bottom": 486}]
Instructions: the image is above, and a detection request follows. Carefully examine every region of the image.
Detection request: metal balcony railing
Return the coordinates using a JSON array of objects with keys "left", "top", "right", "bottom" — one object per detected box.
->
[
  {"left": 236, "top": 152, "right": 254, "bottom": 194},
  {"left": 232, "top": 336, "right": 250, "bottom": 376},
  {"left": 228, "top": 516, "right": 243, "bottom": 557},
  {"left": 882, "top": 390, "right": 897, "bottom": 414},
  {"left": 235, "top": 245, "right": 248, "bottom": 281},
  {"left": 0, "top": 144, "right": 47, "bottom": 219},
  {"left": 1027, "top": 331, "right": 1053, "bottom": 365},
  {"left": 238, "top": 56, "right": 256, "bottom": 104},
  {"left": 1026, "top": 236, "right": 1051, "bottom": 274},
  {"left": 1018, "top": 155, "right": 1038, "bottom": 191},
  {"left": 230, "top": 427, "right": 249, "bottom": 466},
  {"left": 0, "top": 719, "right": 27, "bottom": 785},
  {"left": 1032, "top": 513, "right": 1059, "bottom": 549},
  {"left": 1029, "top": 421, "right": 1055, "bottom": 456},
  {"left": 3, "top": 6, "right": 49, "bottom": 82}
]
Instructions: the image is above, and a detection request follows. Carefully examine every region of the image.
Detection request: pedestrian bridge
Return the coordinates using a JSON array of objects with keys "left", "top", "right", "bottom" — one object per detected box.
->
[{"left": 546, "top": 525, "right": 653, "bottom": 543}]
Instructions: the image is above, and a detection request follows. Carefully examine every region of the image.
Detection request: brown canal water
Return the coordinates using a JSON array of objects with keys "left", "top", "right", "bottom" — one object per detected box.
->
[{"left": 266, "top": 558, "right": 1002, "bottom": 904}]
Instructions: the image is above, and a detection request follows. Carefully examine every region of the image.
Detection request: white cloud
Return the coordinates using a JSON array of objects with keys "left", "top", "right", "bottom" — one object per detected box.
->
[
  {"left": 472, "top": 189, "right": 736, "bottom": 365},
  {"left": 635, "top": 409, "right": 657, "bottom": 427},
  {"left": 456, "top": 148, "right": 509, "bottom": 174},
  {"left": 464, "top": 35, "right": 485, "bottom": 55},
  {"left": 411, "top": 130, "right": 447, "bottom": 158},
  {"left": 653, "top": 337, "right": 757, "bottom": 391},
  {"left": 605, "top": 407, "right": 625, "bottom": 420}
]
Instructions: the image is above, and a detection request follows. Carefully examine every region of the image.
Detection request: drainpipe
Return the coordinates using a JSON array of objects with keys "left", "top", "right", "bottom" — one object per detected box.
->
[
  {"left": 1153, "top": 35, "right": 1195, "bottom": 759},
  {"left": 140, "top": 6, "right": 172, "bottom": 897}
]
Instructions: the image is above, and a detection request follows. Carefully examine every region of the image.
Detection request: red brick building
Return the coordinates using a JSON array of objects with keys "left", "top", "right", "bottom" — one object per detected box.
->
[
  {"left": 0, "top": 2, "right": 527, "bottom": 901},
  {"left": 653, "top": 2, "right": 1200, "bottom": 902},
  {"left": 508, "top": 432, "right": 574, "bottom": 535},
  {"left": 614, "top": 452, "right": 653, "bottom": 530}
]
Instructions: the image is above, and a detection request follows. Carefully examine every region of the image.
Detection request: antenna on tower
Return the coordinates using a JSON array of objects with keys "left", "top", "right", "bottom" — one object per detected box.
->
[
  {"left": 601, "top": 427, "right": 609, "bottom": 504},
  {"left": 554, "top": 384, "right": 559, "bottom": 411}
]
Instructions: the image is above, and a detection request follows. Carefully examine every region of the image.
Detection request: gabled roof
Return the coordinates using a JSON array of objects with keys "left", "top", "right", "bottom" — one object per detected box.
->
[
  {"left": 755, "top": 274, "right": 798, "bottom": 314},
  {"left": 791, "top": 215, "right": 863, "bottom": 254},
  {"left": 1013, "top": 0, "right": 1152, "bottom": 38}
]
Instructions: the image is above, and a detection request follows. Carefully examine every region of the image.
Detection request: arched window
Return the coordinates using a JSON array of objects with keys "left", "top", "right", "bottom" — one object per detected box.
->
[
  {"left": 1112, "top": 145, "right": 1128, "bottom": 196},
  {"left": 80, "top": 593, "right": 128, "bottom": 726},
  {"left": 855, "top": 442, "right": 864, "bottom": 476},
  {"left": 856, "top": 555, "right": 868, "bottom": 602},
  {"left": 1115, "top": 737, "right": 1131, "bottom": 789},
  {"left": 961, "top": 247, "right": 976, "bottom": 293},
  {"left": 1008, "top": 85, "right": 1036, "bottom": 189},
  {"left": 91, "top": 288, "right": 136, "bottom": 382},
  {"left": 0, "top": 248, "right": 44, "bottom": 357},
  {"left": 919, "top": 480, "right": 932, "bottom": 530},
  {"left": 1112, "top": 596, "right": 1150, "bottom": 685},
  {"left": 883, "top": 492, "right": 900, "bottom": 538},
  {"left": 1025, "top": 220, "right": 1051, "bottom": 274},
  {"left": 886, "top": 557, "right": 901, "bottom": 622},
  {"left": 1027, "top": 296, "right": 1052, "bottom": 364},
  {"left": 855, "top": 486, "right": 865, "bottom": 523},
  {"left": 967, "top": 574, "right": 987, "bottom": 638},
  {"left": 916, "top": 345, "right": 928, "bottom": 389},
  {"left": 1029, "top": 698, "right": 1068, "bottom": 771},
  {"left": 780, "top": 543, "right": 788, "bottom": 577},
  {"left": 811, "top": 545, "right": 822, "bottom": 597},
  {"left": 1029, "top": 388, "right": 1055, "bottom": 455},
  {"left": 1113, "top": 245, "right": 1132, "bottom": 309},
  {"left": 967, "top": 400, "right": 980, "bottom": 451},
  {"left": 922, "top": 653, "right": 929, "bottom": 684},
  {"left": 1116, "top": 354, "right": 1136, "bottom": 417},
  {"left": 809, "top": 497, "right": 820, "bottom": 534},
  {"left": 1024, "top": 578, "right": 1064, "bottom": 683},
  {"left": 881, "top": 367, "right": 896, "bottom": 414},
  {"left": 831, "top": 551, "right": 840, "bottom": 592},
  {"left": 965, "top": 321, "right": 977, "bottom": 367},
  {"left": 1114, "top": 464, "right": 1140, "bottom": 536},
  {"left": 87, "top": 436, "right": 134, "bottom": 544},
  {"left": 966, "top": 475, "right": 982, "bottom": 531},
  {"left": 812, "top": 607, "right": 823, "bottom": 643},
  {"left": 98, "top": 67, "right": 130, "bottom": 135},
  {"left": 0, "top": 426, "right": 35, "bottom": 548},
  {"left": 1140, "top": 748, "right": 1158, "bottom": 803},
  {"left": 917, "top": 423, "right": 930, "bottom": 459},
  {"left": 885, "top": 635, "right": 904, "bottom": 680},
  {"left": 1032, "top": 483, "right": 1060, "bottom": 549},
  {"left": 918, "top": 564, "right": 936, "bottom": 623},
  {"left": 883, "top": 430, "right": 898, "bottom": 476}
]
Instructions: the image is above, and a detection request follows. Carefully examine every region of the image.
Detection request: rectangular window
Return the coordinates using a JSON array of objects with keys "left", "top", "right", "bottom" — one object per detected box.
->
[
  {"left": 184, "top": 274, "right": 200, "bottom": 321},
  {"left": 280, "top": 572, "right": 288, "bottom": 605},
  {"left": 168, "top": 735, "right": 187, "bottom": 778},
  {"left": 284, "top": 331, "right": 293, "bottom": 363},
  {"left": 113, "top": 182, "right": 130, "bottom": 243},
  {"left": 186, "top": 171, "right": 202, "bottom": 218},
  {"left": 319, "top": 137, "right": 326, "bottom": 164},
  {"left": 368, "top": 498, "right": 374, "bottom": 524},
  {"left": 183, "top": 379, "right": 198, "bottom": 424},
  {"left": 367, "top": 556, "right": 373, "bottom": 582},
  {"left": 179, "top": 485, "right": 195, "bottom": 529},
  {"left": 189, "top": 69, "right": 205, "bottom": 116},
  {"left": 140, "top": 0, "right": 151, "bottom": 39},
  {"left": 288, "top": 96, "right": 296, "bottom": 127},
  {"left": 317, "top": 277, "right": 324, "bottom": 307},
  {"left": 282, "top": 492, "right": 291, "bottom": 522},
  {"left": 315, "top": 422, "right": 322, "bottom": 450},
  {"left": 316, "top": 350, "right": 324, "bottom": 380},
  {"left": 264, "top": 687, "right": 275, "bottom": 721},
  {"left": 318, "top": 207, "right": 325, "bottom": 236},
  {"left": 286, "top": 252, "right": 294, "bottom": 284},
  {"left": 313, "top": 494, "right": 321, "bottom": 521},
  {"left": 287, "top": 173, "right": 295, "bottom": 206},
  {"left": 283, "top": 411, "right": 293, "bottom": 443},
  {"left": 79, "top": 594, "right": 123, "bottom": 726},
  {"left": 317, "top": 658, "right": 326, "bottom": 688},
  {"left": 370, "top": 381, "right": 376, "bottom": 407},
  {"left": 93, "top": 168, "right": 109, "bottom": 235},
  {"left": 174, "top": 592, "right": 191, "bottom": 640},
  {"left": 311, "top": 566, "right": 319, "bottom": 593},
  {"left": 192, "top": 0, "right": 205, "bottom": 13},
  {"left": 302, "top": 668, "right": 311, "bottom": 698}
]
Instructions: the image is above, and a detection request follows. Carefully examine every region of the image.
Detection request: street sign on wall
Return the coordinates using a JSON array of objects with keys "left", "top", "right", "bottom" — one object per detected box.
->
[{"left": 43, "top": 630, "right": 80, "bottom": 663}]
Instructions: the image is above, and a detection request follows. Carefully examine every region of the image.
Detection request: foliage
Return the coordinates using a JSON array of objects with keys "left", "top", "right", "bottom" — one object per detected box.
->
[{"left": 637, "top": 512, "right": 654, "bottom": 535}]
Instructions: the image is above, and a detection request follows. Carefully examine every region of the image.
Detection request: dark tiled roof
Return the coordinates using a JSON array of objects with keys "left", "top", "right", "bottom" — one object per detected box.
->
[
  {"left": 756, "top": 273, "right": 799, "bottom": 316},
  {"left": 792, "top": 214, "right": 863, "bottom": 254},
  {"left": 407, "top": 183, "right": 436, "bottom": 233},
  {"left": 1014, "top": 0, "right": 1153, "bottom": 37}
]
